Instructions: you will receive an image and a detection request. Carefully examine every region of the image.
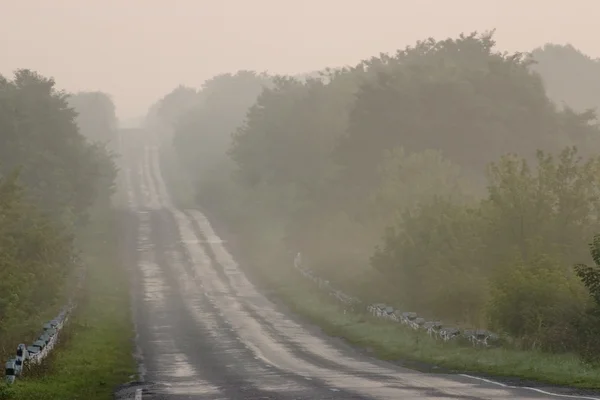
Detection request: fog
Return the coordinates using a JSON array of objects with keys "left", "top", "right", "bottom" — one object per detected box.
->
[
  {"left": 5, "top": 1, "right": 600, "bottom": 396},
  {"left": 3, "top": 0, "right": 600, "bottom": 119}
]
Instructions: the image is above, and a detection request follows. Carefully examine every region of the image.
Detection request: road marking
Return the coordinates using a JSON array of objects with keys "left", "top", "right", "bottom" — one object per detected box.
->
[
  {"left": 135, "top": 388, "right": 142, "bottom": 400},
  {"left": 181, "top": 239, "right": 226, "bottom": 244},
  {"left": 460, "top": 374, "right": 600, "bottom": 400}
]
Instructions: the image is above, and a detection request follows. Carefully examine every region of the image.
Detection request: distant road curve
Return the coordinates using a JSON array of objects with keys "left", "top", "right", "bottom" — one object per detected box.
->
[{"left": 115, "top": 128, "right": 600, "bottom": 400}]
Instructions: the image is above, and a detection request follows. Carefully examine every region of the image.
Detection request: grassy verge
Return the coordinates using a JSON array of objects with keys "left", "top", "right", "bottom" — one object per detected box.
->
[
  {"left": 4, "top": 207, "right": 136, "bottom": 400},
  {"left": 267, "top": 267, "right": 600, "bottom": 389}
]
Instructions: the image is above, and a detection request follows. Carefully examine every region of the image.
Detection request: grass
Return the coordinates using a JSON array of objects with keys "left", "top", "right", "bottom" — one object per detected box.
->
[
  {"left": 3, "top": 207, "right": 136, "bottom": 400},
  {"left": 270, "top": 271, "right": 600, "bottom": 389}
]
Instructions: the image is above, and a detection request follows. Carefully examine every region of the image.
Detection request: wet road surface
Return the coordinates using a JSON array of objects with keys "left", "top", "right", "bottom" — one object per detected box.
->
[{"left": 115, "top": 129, "right": 600, "bottom": 399}]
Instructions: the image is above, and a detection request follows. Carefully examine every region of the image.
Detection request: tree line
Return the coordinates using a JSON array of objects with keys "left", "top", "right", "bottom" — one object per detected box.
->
[
  {"left": 0, "top": 69, "right": 117, "bottom": 356},
  {"left": 149, "top": 31, "right": 600, "bottom": 362}
]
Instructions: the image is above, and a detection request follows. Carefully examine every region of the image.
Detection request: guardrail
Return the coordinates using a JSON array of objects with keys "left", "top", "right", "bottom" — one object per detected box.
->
[
  {"left": 4, "top": 303, "right": 76, "bottom": 384},
  {"left": 292, "top": 252, "right": 501, "bottom": 347},
  {"left": 4, "top": 266, "right": 85, "bottom": 384}
]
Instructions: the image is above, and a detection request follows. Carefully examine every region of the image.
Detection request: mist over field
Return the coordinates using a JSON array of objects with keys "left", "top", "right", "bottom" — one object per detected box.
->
[{"left": 4, "top": 2, "right": 600, "bottom": 398}]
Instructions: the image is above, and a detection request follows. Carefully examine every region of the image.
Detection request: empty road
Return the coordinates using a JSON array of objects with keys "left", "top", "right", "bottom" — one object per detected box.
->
[{"left": 116, "top": 129, "right": 599, "bottom": 399}]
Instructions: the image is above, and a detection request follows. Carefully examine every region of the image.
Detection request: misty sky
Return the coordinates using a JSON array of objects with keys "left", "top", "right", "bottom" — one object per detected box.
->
[{"left": 2, "top": 0, "right": 598, "bottom": 120}]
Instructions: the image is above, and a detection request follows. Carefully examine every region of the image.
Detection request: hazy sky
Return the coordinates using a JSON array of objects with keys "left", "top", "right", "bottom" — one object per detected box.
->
[{"left": 2, "top": 0, "right": 598, "bottom": 120}]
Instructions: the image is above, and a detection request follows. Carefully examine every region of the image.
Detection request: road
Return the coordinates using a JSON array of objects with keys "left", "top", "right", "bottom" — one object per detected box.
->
[{"left": 115, "top": 129, "right": 599, "bottom": 399}]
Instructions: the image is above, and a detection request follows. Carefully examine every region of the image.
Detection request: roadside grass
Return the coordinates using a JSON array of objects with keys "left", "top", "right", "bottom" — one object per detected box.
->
[
  {"left": 6, "top": 208, "right": 136, "bottom": 400},
  {"left": 269, "top": 269, "right": 600, "bottom": 389},
  {"left": 158, "top": 146, "right": 600, "bottom": 389}
]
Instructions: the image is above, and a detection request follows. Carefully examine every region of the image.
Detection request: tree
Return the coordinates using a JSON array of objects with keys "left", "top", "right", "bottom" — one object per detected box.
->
[
  {"left": 574, "top": 235, "right": 600, "bottom": 306},
  {"left": 530, "top": 43, "right": 600, "bottom": 155},
  {"left": 371, "top": 197, "right": 486, "bottom": 323},
  {"left": 156, "top": 85, "right": 199, "bottom": 130},
  {"left": 530, "top": 43, "right": 600, "bottom": 113},
  {"left": 0, "top": 70, "right": 117, "bottom": 228},
  {"left": 334, "top": 32, "right": 589, "bottom": 202},
  {"left": 483, "top": 147, "right": 600, "bottom": 266},
  {"left": 230, "top": 70, "right": 359, "bottom": 203},
  {"left": 67, "top": 91, "right": 118, "bottom": 147},
  {"left": 372, "top": 147, "right": 471, "bottom": 220},
  {"left": 573, "top": 235, "right": 600, "bottom": 362},
  {"left": 487, "top": 254, "right": 584, "bottom": 351},
  {"left": 173, "top": 71, "right": 271, "bottom": 178}
]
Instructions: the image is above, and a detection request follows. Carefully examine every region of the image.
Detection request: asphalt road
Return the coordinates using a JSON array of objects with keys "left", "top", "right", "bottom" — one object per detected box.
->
[{"left": 114, "top": 129, "right": 600, "bottom": 400}]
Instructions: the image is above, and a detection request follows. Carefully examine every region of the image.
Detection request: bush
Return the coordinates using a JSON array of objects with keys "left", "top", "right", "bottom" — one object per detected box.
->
[
  {"left": 573, "top": 235, "right": 600, "bottom": 363},
  {"left": 487, "top": 254, "right": 585, "bottom": 351}
]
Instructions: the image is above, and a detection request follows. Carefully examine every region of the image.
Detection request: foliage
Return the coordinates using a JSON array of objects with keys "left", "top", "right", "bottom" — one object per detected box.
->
[
  {"left": 334, "top": 32, "right": 582, "bottom": 196},
  {"left": 372, "top": 147, "right": 472, "bottom": 218},
  {"left": 488, "top": 255, "right": 584, "bottom": 351},
  {"left": 573, "top": 236, "right": 600, "bottom": 363},
  {"left": 0, "top": 172, "right": 74, "bottom": 338},
  {"left": 530, "top": 43, "right": 600, "bottom": 113},
  {"left": 371, "top": 197, "right": 486, "bottom": 324},
  {"left": 574, "top": 235, "right": 600, "bottom": 306},
  {"left": 156, "top": 85, "right": 199, "bottom": 129},
  {"left": 483, "top": 147, "right": 600, "bottom": 266},
  {"left": 175, "top": 71, "right": 271, "bottom": 178},
  {"left": 0, "top": 70, "right": 118, "bottom": 228},
  {"left": 67, "top": 91, "right": 118, "bottom": 148}
]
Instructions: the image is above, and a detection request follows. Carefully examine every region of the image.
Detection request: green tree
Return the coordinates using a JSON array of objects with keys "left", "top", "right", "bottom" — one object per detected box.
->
[
  {"left": 487, "top": 254, "right": 585, "bottom": 351},
  {"left": 0, "top": 70, "right": 117, "bottom": 228},
  {"left": 372, "top": 147, "right": 472, "bottom": 219},
  {"left": 334, "top": 32, "right": 588, "bottom": 202},
  {"left": 573, "top": 235, "right": 600, "bottom": 362},
  {"left": 483, "top": 147, "right": 600, "bottom": 266},
  {"left": 371, "top": 197, "right": 486, "bottom": 324},
  {"left": 574, "top": 235, "right": 600, "bottom": 306},
  {"left": 229, "top": 70, "right": 359, "bottom": 196}
]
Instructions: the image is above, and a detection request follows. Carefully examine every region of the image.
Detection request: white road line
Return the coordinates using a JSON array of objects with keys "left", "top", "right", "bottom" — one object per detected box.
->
[
  {"left": 460, "top": 374, "right": 600, "bottom": 400},
  {"left": 135, "top": 388, "right": 142, "bottom": 400}
]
